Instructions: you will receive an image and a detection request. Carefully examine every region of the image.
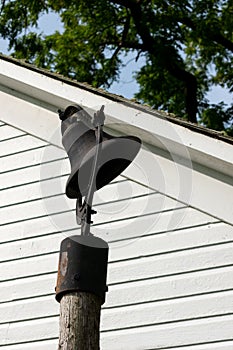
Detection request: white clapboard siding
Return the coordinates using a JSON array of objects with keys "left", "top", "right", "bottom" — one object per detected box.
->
[
  {"left": 0, "top": 274, "right": 56, "bottom": 303},
  {"left": 0, "top": 191, "right": 180, "bottom": 227},
  {"left": 0, "top": 209, "right": 78, "bottom": 242},
  {"left": 0, "top": 340, "right": 58, "bottom": 350},
  {"left": 95, "top": 206, "right": 217, "bottom": 242},
  {"left": 2, "top": 314, "right": 233, "bottom": 349},
  {"left": 1, "top": 126, "right": 233, "bottom": 350},
  {"left": 0, "top": 158, "right": 70, "bottom": 189},
  {"left": 0, "top": 134, "right": 46, "bottom": 157},
  {"left": 1, "top": 265, "right": 233, "bottom": 306},
  {"left": 0, "top": 177, "right": 66, "bottom": 207},
  {"left": 0, "top": 295, "right": 58, "bottom": 324},
  {"left": 1, "top": 232, "right": 232, "bottom": 283},
  {"left": 0, "top": 254, "right": 57, "bottom": 282},
  {"left": 0, "top": 194, "right": 73, "bottom": 225},
  {"left": 109, "top": 221, "right": 233, "bottom": 259},
  {"left": 1, "top": 225, "right": 230, "bottom": 301},
  {"left": 0, "top": 205, "right": 217, "bottom": 246},
  {"left": 0, "top": 176, "right": 151, "bottom": 208},
  {"left": 0, "top": 317, "right": 59, "bottom": 346},
  {"left": 1, "top": 290, "right": 233, "bottom": 331},
  {"left": 106, "top": 265, "right": 233, "bottom": 307},
  {"left": 0, "top": 186, "right": 157, "bottom": 225},
  {"left": 1, "top": 341, "right": 233, "bottom": 350},
  {"left": 100, "top": 316, "right": 233, "bottom": 349},
  {"left": 0, "top": 124, "right": 25, "bottom": 141},
  {"left": 4, "top": 235, "right": 233, "bottom": 286},
  {"left": 158, "top": 341, "right": 233, "bottom": 350},
  {"left": 1, "top": 144, "right": 66, "bottom": 173},
  {"left": 108, "top": 243, "right": 233, "bottom": 287},
  {"left": 103, "top": 291, "right": 233, "bottom": 330},
  {"left": 0, "top": 205, "right": 214, "bottom": 249},
  {"left": 0, "top": 221, "right": 231, "bottom": 264},
  {"left": 1, "top": 239, "right": 233, "bottom": 295}
]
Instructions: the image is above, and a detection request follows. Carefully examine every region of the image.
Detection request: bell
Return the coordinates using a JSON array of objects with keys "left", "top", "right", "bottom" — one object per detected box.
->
[{"left": 59, "top": 105, "right": 141, "bottom": 199}]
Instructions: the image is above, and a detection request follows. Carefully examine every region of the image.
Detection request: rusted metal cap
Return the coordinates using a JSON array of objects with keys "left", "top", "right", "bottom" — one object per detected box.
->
[{"left": 55, "top": 235, "right": 109, "bottom": 304}]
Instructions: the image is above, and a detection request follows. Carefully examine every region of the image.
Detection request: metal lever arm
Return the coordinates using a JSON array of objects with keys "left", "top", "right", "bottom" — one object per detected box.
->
[{"left": 76, "top": 106, "right": 105, "bottom": 235}]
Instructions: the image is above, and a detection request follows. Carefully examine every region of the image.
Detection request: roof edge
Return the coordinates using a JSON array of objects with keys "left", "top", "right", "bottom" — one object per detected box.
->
[{"left": 1, "top": 53, "right": 232, "bottom": 145}]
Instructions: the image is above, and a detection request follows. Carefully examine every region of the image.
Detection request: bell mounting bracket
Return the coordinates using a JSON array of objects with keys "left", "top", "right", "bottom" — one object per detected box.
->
[{"left": 76, "top": 105, "right": 105, "bottom": 235}]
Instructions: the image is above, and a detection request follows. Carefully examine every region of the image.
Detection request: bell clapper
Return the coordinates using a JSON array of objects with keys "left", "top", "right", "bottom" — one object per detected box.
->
[{"left": 76, "top": 106, "right": 106, "bottom": 236}]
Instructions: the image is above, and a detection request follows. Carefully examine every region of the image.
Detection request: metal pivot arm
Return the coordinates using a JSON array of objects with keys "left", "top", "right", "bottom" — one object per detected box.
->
[{"left": 76, "top": 106, "right": 105, "bottom": 235}]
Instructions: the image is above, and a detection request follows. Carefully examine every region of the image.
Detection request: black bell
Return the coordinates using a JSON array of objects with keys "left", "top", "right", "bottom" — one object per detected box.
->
[{"left": 59, "top": 105, "right": 141, "bottom": 199}]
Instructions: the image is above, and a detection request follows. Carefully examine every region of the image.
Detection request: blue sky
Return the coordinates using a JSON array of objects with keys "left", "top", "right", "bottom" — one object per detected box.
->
[{"left": 0, "top": 11, "right": 232, "bottom": 105}]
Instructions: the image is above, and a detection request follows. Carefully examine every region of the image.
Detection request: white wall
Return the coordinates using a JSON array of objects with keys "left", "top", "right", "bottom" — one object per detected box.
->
[{"left": 1, "top": 115, "right": 233, "bottom": 349}]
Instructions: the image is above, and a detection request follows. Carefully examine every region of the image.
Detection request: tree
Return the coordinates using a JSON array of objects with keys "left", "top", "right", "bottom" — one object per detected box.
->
[{"left": 1, "top": 0, "right": 232, "bottom": 134}]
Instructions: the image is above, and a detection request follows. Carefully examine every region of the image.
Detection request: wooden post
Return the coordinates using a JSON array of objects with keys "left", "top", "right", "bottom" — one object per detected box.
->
[
  {"left": 56, "top": 235, "right": 108, "bottom": 350},
  {"left": 58, "top": 292, "right": 102, "bottom": 350}
]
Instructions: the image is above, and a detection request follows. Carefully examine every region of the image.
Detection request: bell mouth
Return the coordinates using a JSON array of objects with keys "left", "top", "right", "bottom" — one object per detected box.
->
[{"left": 66, "top": 136, "right": 141, "bottom": 199}]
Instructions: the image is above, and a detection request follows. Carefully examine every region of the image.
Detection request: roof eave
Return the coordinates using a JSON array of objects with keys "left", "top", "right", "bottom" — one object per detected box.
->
[{"left": 0, "top": 54, "right": 232, "bottom": 179}]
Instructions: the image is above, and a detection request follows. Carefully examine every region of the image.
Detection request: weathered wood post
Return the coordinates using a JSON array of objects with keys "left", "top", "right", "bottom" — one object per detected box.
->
[{"left": 58, "top": 292, "right": 101, "bottom": 350}]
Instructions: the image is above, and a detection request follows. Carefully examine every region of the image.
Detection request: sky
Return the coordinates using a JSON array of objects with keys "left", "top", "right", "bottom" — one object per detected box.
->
[
  {"left": 0, "top": 11, "right": 143, "bottom": 100},
  {"left": 0, "top": 11, "right": 232, "bottom": 105}
]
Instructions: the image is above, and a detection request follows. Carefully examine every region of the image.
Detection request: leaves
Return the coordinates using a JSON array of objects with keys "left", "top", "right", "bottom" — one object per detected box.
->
[
  {"left": 0, "top": 0, "right": 232, "bottom": 133},
  {"left": 200, "top": 101, "right": 233, "bottom": 134}
]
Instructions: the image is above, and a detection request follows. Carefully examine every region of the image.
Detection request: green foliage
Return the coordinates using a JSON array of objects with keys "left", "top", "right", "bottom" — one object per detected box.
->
[
  {"left": 200, "top": 101, "right": 233, "bottom": 134},
  {"left": 0, "top": 0, "right": 232, "bottom": 134},
  {"left": 136, "top": 59, "right": 187, "bottom": 118}
]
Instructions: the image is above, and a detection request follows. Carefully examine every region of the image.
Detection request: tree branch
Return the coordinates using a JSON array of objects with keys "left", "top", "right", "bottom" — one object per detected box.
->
[
  {"left": 0, "top": 0, "right": 6, "bottom": 15},
  {"left": 115, "top": 1, "right": 197, "bottom": 122},
  {"left": 108, "top": 13, "right": 131, "bottom": 61},
  {"left": 120, "top": 11, "right": 131, "bottom": 46},
  {"left": 213, "top": 34, "right": 233, "bottom": 52},
  {"left": 180, "top": 17, "right": 233, "bottom": 53},
  {"left": 113, "top": 0, "right": 233, "bottom": 52},
  {"left": 110, "top": 45, "right": 122, "bottom": 61}
]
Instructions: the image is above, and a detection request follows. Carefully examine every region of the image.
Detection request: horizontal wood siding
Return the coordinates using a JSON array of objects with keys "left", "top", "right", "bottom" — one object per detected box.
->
[
  {"left": 0, "top": 122, "right": 233, "bottom": 349},
  {"left": 0, "top": 124, "right": 25, "bottom": 141}
]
